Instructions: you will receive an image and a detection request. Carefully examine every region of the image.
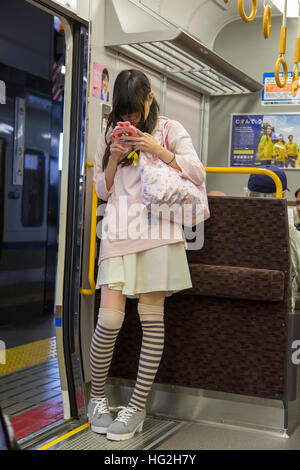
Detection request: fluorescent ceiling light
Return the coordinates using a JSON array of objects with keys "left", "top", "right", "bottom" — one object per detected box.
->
[{"left": 272, "top": 0, "right": 300, "bottom": 17}]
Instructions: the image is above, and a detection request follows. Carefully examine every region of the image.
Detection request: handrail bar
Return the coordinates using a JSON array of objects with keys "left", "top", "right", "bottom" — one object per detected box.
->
[
  {"left": 80, "top": 164, "right": 284, "bottom": 295},
  {"left": 80, "top": 162, "right": 97, "bottom": 296},
  {"left": 205, "top": 167, "right": 283, "bottom": 198}
]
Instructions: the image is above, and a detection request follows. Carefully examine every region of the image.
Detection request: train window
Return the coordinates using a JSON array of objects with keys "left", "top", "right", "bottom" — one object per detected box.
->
[{"left": 21, "top": 150, "right": 45, "bottom": 227}]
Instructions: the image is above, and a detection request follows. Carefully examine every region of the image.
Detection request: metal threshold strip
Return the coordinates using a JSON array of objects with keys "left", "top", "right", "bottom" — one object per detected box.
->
[
  {"left": 105, "top": 0, "right": 263, "bottom": 96},
  {"left": 35, "top": 417, "right": 186, "bottom": 450}
]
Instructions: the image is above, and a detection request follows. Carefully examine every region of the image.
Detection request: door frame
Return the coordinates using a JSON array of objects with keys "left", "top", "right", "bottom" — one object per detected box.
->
[{"left": 25, "top": 0, "right": 89, "bottom": 421}]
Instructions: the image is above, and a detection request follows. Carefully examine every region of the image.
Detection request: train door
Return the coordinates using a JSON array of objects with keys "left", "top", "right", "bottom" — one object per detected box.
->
[{"left": 0, "top": 0, "right": 88, "bottom": 443}]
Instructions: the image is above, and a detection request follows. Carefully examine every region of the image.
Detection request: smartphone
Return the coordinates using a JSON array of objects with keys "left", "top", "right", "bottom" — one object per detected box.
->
[
  {"left": 113, "top": 121, "right": 139, "bottom": 147},
  {"left": 119, "top": 139, "right": 136, "bottom": 145}
]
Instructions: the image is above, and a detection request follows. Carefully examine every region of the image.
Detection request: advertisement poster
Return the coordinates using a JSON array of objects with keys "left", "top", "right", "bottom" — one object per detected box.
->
[
  {"left": 229, "top": 113, "right": 300, "bottom": 169},
  {"left": 91, "top": 63, "right": 110, "bottom": 102},
  {"left": 100, "top": 67, "right": 110, "bottom": 103},
  {"left": 262, "top": 72, "right": 300, "bottom": 106}
]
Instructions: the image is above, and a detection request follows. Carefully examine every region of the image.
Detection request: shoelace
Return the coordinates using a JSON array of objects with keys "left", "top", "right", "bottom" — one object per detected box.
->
[
  {"left": 91, "top": 398, "right": 110, "bottom": 418},
  {"left": 116, "top": 406, "right": 138, "bottom": 424}
]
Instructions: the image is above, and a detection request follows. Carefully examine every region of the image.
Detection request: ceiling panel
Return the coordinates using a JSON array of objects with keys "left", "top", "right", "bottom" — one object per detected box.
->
[{"left": 139, "top": 0, "right": 281, "bottom": 48}]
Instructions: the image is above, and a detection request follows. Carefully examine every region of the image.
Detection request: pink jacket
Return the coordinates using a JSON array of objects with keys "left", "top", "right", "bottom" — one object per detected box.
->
[{"left": 94, "top": 117, "right": 208, "bottom": 263}]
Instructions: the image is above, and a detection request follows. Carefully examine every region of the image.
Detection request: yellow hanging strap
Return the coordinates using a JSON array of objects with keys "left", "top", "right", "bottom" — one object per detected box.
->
[
  {"left": 275, "top": 0, "right": 288, "bottom": 88},
  {"left": 292, "top": 1, "right": 300, "bottom": 97},
  {"left": 127, "top": 149, "right": 139, "bottom": 167},
  {"left": 238, "top": 0, "right": 257, "bottom": 23},
  {"left": 263, "top": 1, "right": 271, "bottom": 39}
]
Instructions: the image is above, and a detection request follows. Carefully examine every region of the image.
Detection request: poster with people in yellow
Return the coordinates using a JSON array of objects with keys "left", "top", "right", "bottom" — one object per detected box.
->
[{"left": 230, "top": 114, "right": 300, "bottom": 169}]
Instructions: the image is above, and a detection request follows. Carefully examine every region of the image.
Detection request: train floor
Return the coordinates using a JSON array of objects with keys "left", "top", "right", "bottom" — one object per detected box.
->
[
  {"left": 32, "top": 411, "right": 300, "bottom": 451},
  {"left": 1, "top": 317, "right": 300, "bottom": 450}
]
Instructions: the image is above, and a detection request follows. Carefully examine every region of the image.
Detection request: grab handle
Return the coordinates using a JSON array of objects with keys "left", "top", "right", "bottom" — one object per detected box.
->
[
  {"left": 263, "top": 2, "right": 271, "bottom": 39},
  {"left": 275, "top": 0, "right": 288, "bottom": 88},
  {"left": 205, "top": 167, "right": 283, "bottom": 199},
  {"left": 275, "top": 54, "right": 288, "bottom": 88},
  {"left": 238, "top": 0, "right": 257, "bottom": 23},
  {"left": 80, "top": 162, "right": 97, "bottom": 296}
]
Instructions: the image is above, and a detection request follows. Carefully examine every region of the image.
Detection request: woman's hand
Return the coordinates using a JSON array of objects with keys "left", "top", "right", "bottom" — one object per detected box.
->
[
  {"left": 121, "top": 128, "right": 181, "bottom": 170},
  {"left": 121, "top": 129, "right": 161, "bottom": 156},
  {"left": 110, "top": 136, "right": 126, "bottom": 163}
]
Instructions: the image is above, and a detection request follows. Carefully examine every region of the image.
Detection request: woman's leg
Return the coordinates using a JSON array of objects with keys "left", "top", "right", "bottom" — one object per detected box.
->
[
  {"left": 90, "top": 285, "right": 126, "bottom": 398},
  {"left": 128, "top": 291, "right": 166, "bottom": 411}
]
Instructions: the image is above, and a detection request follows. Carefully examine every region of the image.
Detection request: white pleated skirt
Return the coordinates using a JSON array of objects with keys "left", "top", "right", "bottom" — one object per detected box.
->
[{"left": 96, "top": 242, "right": 192, "bottom": 299}]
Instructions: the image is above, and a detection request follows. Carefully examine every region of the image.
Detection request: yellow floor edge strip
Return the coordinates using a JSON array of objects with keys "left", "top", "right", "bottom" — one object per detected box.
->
[
  {"left": 36, "top": 423, "right": 90, "bottom": 450},
  {"left": 0, "top": 337, "right": 57, "bottom": 375}
]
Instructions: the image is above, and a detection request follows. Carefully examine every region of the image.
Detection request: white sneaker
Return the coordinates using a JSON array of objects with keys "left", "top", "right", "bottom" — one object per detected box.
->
[
  {"left": 106, "top": 406, "right": 146, "bottom": 441},
  {"left": 88, "top": 397, "right": 113, "bottom": 434}
]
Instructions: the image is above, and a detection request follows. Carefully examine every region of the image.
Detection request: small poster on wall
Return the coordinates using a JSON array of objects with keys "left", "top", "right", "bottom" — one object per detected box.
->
[
  {"left": 100, "top": 67, "right": 110, "bottom": 103},
  {"left": 262, "top": 73, "right": 300, "bottom": 106},
  {"left": 229, "top": 113, "right": 300, "bottom": 170},
  {"left": 91, "top": 62, "right": 110, "bottom": 102}
]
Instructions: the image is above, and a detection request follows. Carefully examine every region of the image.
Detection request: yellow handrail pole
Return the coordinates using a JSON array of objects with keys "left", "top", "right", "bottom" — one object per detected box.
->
[
  {"left": 204, "top": 167, "right": 283, "bottom": 199},
  {"left": 80, "top": 162, "right": 97, "bottom": 296}
]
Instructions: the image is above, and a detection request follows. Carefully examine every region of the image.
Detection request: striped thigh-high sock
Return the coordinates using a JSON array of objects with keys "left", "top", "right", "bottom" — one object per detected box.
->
[
  {"left": 90, "top": 307, "right": 125, "bottom": 399},
  {"left": 128, "top": 303, "right": 165, "bottom": 411}
]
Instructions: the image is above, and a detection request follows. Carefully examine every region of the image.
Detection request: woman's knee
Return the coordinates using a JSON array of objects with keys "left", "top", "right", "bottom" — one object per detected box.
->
[
  {"left": 138, "top": 292, "right": 166, "bottom": 322},
  {"left": 139, "top": 291, "right": 166, "bottom": 307},
  {"left": 100, "top": 285, "right": 126, "bottom": 312},
  {"left": 98, "top": 285, "right": 126, "bottom": 329},
  {"left": 98, "top": 307, "right": 125, "bottom": 330}
]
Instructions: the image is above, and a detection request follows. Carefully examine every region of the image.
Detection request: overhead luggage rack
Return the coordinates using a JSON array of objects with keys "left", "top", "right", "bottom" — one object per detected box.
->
[{"left": 105, "top": 0, "right": 263, "bottom": 96}]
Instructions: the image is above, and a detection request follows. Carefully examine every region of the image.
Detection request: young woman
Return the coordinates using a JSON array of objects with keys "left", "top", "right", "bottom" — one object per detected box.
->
[
  {"left": 285, "top": 135, "right": 298, "bottom": 168},
  {"left": 89, "top": 69, "right": 208, "bottom": 441},
  {"left": 257, "top": 125, "right": 274, "bottom": 165},
  {"left": 100, "top": 68, "right": 110, "bottom": 103},
  {"left": 274, "top": 134, "right": 287, "bottom": 168}
]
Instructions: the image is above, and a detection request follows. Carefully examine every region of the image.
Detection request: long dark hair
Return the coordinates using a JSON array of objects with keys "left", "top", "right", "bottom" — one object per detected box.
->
[{"left": 102, "top": 69, "right": 160, "bottom": 170}]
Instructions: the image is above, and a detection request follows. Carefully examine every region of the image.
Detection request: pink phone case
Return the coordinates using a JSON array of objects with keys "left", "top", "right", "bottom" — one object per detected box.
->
[{"left": 112, "top": 121, "right": 139, "bottom": 146}]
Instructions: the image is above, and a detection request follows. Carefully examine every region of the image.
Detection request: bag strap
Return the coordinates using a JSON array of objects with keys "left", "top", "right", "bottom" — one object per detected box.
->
[{"left": 160, "top": 117, "right": 170, "bottom": 150}]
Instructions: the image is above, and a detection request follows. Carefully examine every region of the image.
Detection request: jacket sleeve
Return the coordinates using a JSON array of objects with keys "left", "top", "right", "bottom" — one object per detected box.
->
[
  {"left": 166, "top": 120, "right": 206, "bottom": 187},
  {"left": 93, "top": 132, "right": 114, "bottom": 202},
  {"left": 257, "top": 135, "right": 266, "bottom": 156}
]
